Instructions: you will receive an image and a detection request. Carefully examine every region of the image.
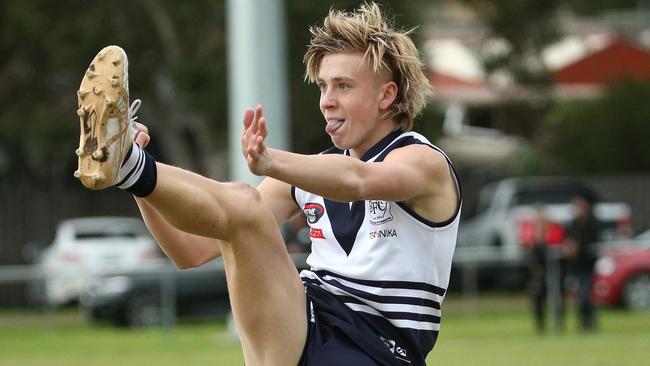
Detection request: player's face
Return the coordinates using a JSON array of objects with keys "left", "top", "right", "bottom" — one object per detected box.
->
[{"left": 317, "top": 52, "right": 396, "bottom": 157}]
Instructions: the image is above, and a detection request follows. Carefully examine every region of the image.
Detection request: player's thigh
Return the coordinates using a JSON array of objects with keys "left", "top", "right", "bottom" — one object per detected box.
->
[{"left": 220, "top": 219, "right": 307, "bottom": 366}]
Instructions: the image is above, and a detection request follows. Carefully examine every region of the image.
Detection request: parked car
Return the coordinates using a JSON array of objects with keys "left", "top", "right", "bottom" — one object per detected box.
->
[
  {"left": 593, "top": 230, "right": 650, "bottom": 309},
  {"left": 80, "top": 259, "right": 229, "bottom": 327},
  {"left": 33, "top": 217, "right": 164, "bottom": 306},
  {"left": 455, "top": 176, "right": 632, "bottom": 289},
  {"left": 80, "top": 253, "right": 310, "bottom": 327}
]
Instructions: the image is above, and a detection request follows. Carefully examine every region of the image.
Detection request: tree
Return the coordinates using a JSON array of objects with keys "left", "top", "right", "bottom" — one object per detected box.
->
[
  {"left": 0, "top": 0, "right": 228, "bottom": 184},
  {"left": 462, "top": 0, "right": 561, "bottom": 89},
  {"left": 541, "top": 80, "right": 650, "bottom": 174},
  {"left": 449, "top": 1, "right": 563, "bottom": 147},
  {"left": 567, "top": 0, "right": 640, "bottom": 16}
]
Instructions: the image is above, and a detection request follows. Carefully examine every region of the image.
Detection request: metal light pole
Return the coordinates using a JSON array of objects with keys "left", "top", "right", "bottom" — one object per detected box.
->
[{"left": 226, "top": 0, "right": 290, "bottom": 184}]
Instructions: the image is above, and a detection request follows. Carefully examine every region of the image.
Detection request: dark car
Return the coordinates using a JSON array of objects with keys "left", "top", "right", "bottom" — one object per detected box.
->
[
  {"left": 593, "top": 230, "right": 650, "bottom": 310},
  {"left": 80, "top": 253, "right": 310, "bottom": 327}
]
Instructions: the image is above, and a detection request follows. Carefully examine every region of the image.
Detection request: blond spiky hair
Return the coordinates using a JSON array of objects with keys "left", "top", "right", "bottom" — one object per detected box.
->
[{"left": 304, "top": 2, "right": 432, "bottom": 131}]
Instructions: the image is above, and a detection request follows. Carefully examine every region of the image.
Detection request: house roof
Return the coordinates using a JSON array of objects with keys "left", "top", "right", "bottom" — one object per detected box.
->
[
  {"left": 425, "top": 33, "right": 650, "bottom": 102},
  {"left": 552, "top": 36, "right": 650, "bottom": 85}
]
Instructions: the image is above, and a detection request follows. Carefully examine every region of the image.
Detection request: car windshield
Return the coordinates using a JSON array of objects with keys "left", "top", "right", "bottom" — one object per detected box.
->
[
  {"left": 71, "top": 219, "right": 150, "bottom": 241},
  {"left": 514, "top": 190, "right": 579, "bottom": 205},
  {"left": 75, "top": 231, "right": 139, "bottom": 240}
]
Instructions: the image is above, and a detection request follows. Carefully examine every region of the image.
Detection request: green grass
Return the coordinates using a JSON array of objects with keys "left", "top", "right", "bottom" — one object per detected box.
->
[
  {"left": 0, "top": 294, "right": 648, "bottom": 366},
  {"left": 433, "top": 294, "right": 650, "bottom": 366}
]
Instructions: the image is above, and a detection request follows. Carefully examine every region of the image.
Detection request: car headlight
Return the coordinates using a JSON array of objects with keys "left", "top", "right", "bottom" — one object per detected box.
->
[{"left": 595, "top": 257, "right": 616, "bottom": 277}]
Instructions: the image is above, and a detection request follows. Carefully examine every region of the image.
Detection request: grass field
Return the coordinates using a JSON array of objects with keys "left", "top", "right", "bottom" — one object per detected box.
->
[{"left": 0, "top": 294, "right": 648, "bottom": 366}]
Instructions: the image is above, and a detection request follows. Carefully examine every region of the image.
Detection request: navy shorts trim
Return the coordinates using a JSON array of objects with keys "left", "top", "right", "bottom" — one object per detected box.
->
[{"left": 297, "top": 283, "right": 403, "bottom": 366}]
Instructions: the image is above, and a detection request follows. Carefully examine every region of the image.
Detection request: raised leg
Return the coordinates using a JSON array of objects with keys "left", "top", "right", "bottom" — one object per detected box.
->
[
  {"left": 75, "top": 46, "right": 307, "bottom": 365},
  {"left": 146, "top": 164, "right": 308, "bottom": 366}
]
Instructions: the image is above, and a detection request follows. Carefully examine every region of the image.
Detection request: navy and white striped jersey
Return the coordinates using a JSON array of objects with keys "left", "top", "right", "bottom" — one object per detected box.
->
[{"left": 292, "top": 130, "right": 461, "bottom": 365}]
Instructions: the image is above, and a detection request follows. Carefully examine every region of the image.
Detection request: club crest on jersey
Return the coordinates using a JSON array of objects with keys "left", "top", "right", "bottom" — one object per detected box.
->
[
  {"left": 304, "top": 202, "right": 325, "bottom": 224},
  {"left": 368, "top": 200, "right": 393, "bottom": 225}
]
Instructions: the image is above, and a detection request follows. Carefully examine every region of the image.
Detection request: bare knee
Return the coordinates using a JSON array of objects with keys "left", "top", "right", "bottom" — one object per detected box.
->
[
  {"left": 220, "top": 182, "right": 272, "bottom": 237},
  {"left": 228, "top": 181, "right": 261, "bottom": 203},
  {"left": 225, "top": 182, "right": 263, "bottom": 217}
]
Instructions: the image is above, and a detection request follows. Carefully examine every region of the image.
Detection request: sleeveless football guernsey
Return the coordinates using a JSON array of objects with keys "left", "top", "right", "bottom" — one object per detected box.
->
[{"left": 293, "top": 130, "right": 461, "bottom": 365}]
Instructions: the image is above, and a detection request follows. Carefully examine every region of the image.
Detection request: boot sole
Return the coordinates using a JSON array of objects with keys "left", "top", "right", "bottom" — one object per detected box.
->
[{"left": 75, "top": 45, "right": 131, "bottom": 190}]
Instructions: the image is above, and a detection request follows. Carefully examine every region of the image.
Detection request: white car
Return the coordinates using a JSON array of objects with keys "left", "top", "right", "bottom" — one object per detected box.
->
[{"left": 35, "top": 217, "right": 163, "bottom": 306}]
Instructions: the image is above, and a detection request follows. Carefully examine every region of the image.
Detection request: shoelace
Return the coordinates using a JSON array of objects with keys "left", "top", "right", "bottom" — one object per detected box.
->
[{"left": 129, "top": 99, "right": 142, "bottom": 124}]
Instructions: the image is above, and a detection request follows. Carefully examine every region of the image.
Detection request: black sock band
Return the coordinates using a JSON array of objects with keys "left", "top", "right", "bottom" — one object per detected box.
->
[
  {"left": 116, "top": 143, "right": 158, "bottom": 197},
  {"left": 125, "top": 149, "right": 157, "bottom": 197}
]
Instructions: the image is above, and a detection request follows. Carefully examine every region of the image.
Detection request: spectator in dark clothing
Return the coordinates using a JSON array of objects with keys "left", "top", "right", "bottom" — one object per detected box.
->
[
  {"left": 526, "top": 206, "right": 565, "bottom": 333},
  {"left": 566, "top": 195, "right": 599, "bottom": 332}
]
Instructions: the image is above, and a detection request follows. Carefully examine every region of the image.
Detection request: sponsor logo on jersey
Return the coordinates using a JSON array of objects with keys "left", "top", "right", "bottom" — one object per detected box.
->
[
  {"left": 304, "top": 202, "right": 325, "bottom": 224},
  {"left": 368, "top": 200, "right": 393, "bottom": 225},
  {"left": 369, "top": 229, "right": 398, "bottom": 239},
  {"left": 380, "top": 336, "right": 411, "bottom": 363},
  {"left": 308, "top": 301, "right": 316, "bottom": 323},
  {"left": 309, "top": 227, "right": 326, "bottom": 239}
]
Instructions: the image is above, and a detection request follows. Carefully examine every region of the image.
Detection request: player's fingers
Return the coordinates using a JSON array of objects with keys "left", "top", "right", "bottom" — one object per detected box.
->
[
  {"left": 133, "top": 122, "right": 149, "bottom": 135},
  {"left": 250, "top": 105, "right": 261, "bottom": 134},
  {"left": 256, "top": 104, "right": 264, "bottom": 120},
  {"left": 132, "top": 122, "right": 150, "bottom": 148},
  {"left": 255, "top": 136, "right": 265, "bottom": 153},
  {"left": 134, "top": 131, "right": 150, "bottom": 148},
  {"left": 258, "top": 117, "right": 268, "bottom": 138},
  {"left": 246, "top": 146, "right": 258, "bottom": 160},
  {"left": 242, "top": 108, "right": 254, "bottom": 132}
]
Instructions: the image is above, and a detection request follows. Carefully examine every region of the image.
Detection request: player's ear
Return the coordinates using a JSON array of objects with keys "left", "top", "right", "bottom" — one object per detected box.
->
[{"left": 378, "top": 81, "right": 398, "bottom": 110}]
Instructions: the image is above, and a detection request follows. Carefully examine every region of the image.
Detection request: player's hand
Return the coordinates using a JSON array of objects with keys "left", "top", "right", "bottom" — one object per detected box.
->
[
  {"left": 241, "top": 105, "right": 271, "bottom": 176},
  {"left": 133, "top": 122, "right": 151, "bottom": 148}
]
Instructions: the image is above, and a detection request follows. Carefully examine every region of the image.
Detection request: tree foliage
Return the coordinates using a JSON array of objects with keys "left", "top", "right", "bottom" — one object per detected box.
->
[
  {"left": 458, "top": 0, "right": 647, "bottom": 176},
  {"left": 568, "top": 0, "right": 640, "bottom": 16},
  {"left": 542, "top": 80, "right": 650, "bottom": 174},
  {"left": 461, "top": 0, "right": 642, "bottom": 88},
  {"left": 0, "top": 0, "right": 228, "bottom": 184},
  {"left": 461, "top": 0, "right": 561, "bottom": 88}
]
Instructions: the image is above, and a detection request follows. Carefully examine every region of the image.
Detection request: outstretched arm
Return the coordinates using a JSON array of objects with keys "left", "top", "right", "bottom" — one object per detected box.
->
[{"left": 242, "top": 106, "right": 458, "bottom": 222}]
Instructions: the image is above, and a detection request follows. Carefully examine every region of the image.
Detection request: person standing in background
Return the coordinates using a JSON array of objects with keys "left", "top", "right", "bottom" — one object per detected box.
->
[
  {"left": 526, "top": 205, "right": 565, "bottom": 333},
  {"left": 566, "top": 195, "right": 599, "bottom": 332}
]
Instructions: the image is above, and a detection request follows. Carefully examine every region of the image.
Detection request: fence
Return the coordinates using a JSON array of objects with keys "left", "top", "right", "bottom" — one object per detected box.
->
[
  {"left": 2, "top": 174, "right": 650, "bottom": 307},
  {"left": 0, "top": 253, "right": 314, "bottom": 329},
  {"left": 0, "top": 250, "right": 512, "bottom": 327}
]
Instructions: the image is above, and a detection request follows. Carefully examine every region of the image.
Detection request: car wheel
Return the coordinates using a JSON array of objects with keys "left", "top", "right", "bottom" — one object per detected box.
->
[
  {"left": 86, "top": 307, "right": 105, "bottom": 324},
  {"left": 622, "top": 273, "right": 650, "bottom": 310},
  {"left": 126, "top": 292, "right": 162, "bottom": 327}
]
